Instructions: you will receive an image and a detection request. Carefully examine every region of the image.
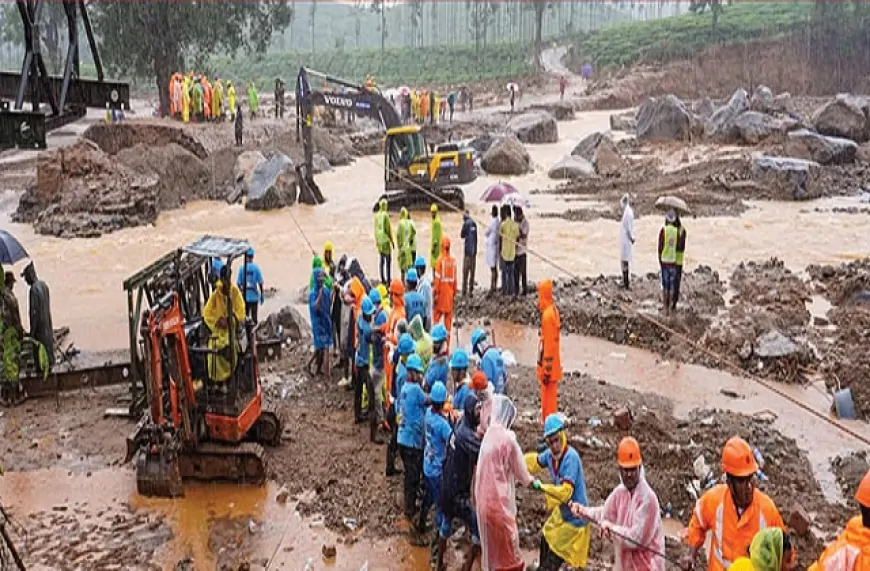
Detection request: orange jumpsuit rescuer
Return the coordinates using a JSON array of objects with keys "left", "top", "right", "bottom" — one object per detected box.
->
[
  {"left": 809, "top": 467, "right": 870, "bottom": 570},
  {"left": 683, "top": 436, "right": 785, "bottom": 571},
  {"left": 536, "top": 279, "right": 561, "bottom": 423},
  {"left": 432, "top": 236, "right": 457, "bottom": 336}
]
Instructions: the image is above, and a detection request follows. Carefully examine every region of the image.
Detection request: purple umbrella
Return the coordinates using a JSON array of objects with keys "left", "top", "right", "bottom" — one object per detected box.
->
[{"left": 480, "top": 182, "right": 519, "bottom": 203}]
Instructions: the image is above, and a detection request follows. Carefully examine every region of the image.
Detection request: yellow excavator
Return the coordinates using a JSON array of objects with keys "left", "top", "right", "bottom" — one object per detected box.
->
[{"left": 295, "top": 67, "right": 476, "bottom": 211}]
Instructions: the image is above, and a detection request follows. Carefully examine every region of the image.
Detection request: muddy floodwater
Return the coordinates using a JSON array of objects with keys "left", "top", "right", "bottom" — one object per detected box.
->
[{"left": 2, "top": 110, "right": 869, "bottom": 352}]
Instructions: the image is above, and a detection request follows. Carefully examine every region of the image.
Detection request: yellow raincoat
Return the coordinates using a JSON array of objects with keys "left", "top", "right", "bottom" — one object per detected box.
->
[
  {"left": 213, "top": 79, "right": 224, "bottom": 120},
  {"left": 227, "top": 82, "right": 237, "bottom": 118},
  {"left": 181, "top": 77, "right": 191, "bottom": 123},
  {"left": 203, "top": 281, "right": 246, "bottom": 382}
]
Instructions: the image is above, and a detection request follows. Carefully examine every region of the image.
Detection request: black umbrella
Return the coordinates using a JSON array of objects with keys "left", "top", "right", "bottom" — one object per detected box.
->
[{"left": 0, "top": 229, "right": 29, "bottom": 265}]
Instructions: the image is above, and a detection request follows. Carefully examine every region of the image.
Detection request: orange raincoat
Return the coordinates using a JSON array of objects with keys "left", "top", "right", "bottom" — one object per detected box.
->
[
  {"left": 536, "top": 279, "right": 562, "bottom": 422},
  {"left": 432, "top": 239, "right": 457, "bottom": 335},
  {"left": 686, "top": 485, "right": 785, "bottom": 571},
  {"left": 384, "top": 291, "right": 405, "bottom": 400},
  {"left": 202, "top": 78, "right": 213, "bottom": 120},
  {"left": 810, "top": 516, "right": 870, "bottom": 571}
]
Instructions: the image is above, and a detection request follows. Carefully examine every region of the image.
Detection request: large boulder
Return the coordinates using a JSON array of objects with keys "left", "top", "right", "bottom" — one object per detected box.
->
[
  {"left": 245, "top": 154, "right": 298, "bottom": 211},
  {"left": 784, "top": 129, "right": 858, "bottom": 165},
  {"left": 312, "top": 153, "right": 332, "bottom": 174},
  {"left": 528, "top": 101, "right": 575, "bottom": 121},
  {"left": 571, "top": 131, "right": 611, "bottom": 161},
  {"left": 636, "top": 95, "right": 693, "bottom": 141},
  {"left": 593, "top": 137, "right": 627, "bottom": 176},
  {"left": 772, "top": 93, "right": 793, "bottom": 114},
  {"left": 731, "top": 111, "right": 798, "bottom": 145},
  {"left": 609, "top": 111, "right": 636, "bottom": 132},
  {"left": 749, "top": 85, "right": 775, "bottom": 114},
  {"left": 812, "top": 94, "right": 870, "bottom": 143},
  {"left": 468, "top": 133, "right": 498, "bottom": 155},
  {"left": 858, "top": 142, "right": 870, "bottom": 164},
  {"left": 694, "top": 98, "right": 716, "bottom": 119},
  {"left": 507, "top": 111, "right": 558, "bottom": 144},
  {"left": 481, "top": 135, "right": 531, "bottom": 175},
  {"left": 706, "top": 89, "right": 750, "bottom": 141},
  {"left": 751, "top": 155, "right": 821, "bottom": 200},
  {"left": 547, "top": 155, "right": 595, "bottom": 180},
  {"left": 256, "top": 305, "right": 311, "bottom": 343}
]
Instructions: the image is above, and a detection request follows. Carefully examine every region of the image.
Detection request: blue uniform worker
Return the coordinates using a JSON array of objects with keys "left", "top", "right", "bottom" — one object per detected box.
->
[
  {"left": 354, "top": 296, "right": 376, "bottom": 424},
  {"left": 386, "top": 333, "right": 416, "bottom": 477},
  {"left": 424, "top": 323, "right": 450, "bottom": 390},
  {"left": 404, "top": 268, "right": 427, "bottom": 328},
  {"left": 414, "top": 256, "right": 433, "bottom": 330},
  {"left": 398, "top": 354, "right": 429, "bottom": 522},
  {"left": 236, "top": 248, "right": 264, "bottom": 323},
  {"left": 421, "top": 382, "right": 452, "bottom": 539}
]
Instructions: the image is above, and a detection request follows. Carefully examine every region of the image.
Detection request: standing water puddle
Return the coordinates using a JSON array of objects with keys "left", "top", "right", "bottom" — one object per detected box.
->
[{"left": 456, "top": 320, "right": 869, "bottom": 504}]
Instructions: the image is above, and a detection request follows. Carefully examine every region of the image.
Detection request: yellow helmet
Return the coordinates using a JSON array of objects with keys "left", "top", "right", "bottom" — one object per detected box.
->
[
  {"left": 729, "top": 558, "right": 754, "bottom": 571},
  {"left": 324, "top": 241, "right": 334, "bottom": 253},
  {"left": 430, "top": 203, "right": 438, "bottom": 213}
]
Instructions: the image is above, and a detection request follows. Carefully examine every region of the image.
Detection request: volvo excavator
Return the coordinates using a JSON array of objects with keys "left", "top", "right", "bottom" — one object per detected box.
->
[
  {"left": 123, "top": 236, "right": 282, "bottom": 498},
  {"left": 295, "top": 66, "right": 476, "bottom": 212}
]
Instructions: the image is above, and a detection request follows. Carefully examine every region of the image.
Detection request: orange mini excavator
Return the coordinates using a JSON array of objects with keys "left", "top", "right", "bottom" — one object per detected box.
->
[{"left": 124, "top": 236, "right": 281, "bottom": 497}]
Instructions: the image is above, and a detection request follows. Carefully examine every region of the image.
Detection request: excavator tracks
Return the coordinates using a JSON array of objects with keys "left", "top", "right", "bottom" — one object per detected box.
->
[
  {"left": 178, "top": 442, "right": 268, "bottom": 486},
  {"left": 376, "top": 186, "right": 465, "bottom": 213},
  {"left": 250, "top": 406, "right": 283, "bottom": 447}
]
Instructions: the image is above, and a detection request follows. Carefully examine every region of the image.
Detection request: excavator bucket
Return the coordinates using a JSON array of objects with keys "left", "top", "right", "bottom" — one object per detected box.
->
[
  {"left": 136, "top": 448, "right": 184, "bottom": 498},
  {"left": 296, "top": 166, "right": 326, "bottom": 205}
]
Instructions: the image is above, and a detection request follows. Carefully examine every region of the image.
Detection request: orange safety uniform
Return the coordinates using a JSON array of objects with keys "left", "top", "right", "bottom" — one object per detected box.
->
[
  {"left": 536, "top": 279, "right": 562, "bottom": 422},
  {"left": 384, "top": 280, "right": 406, "bottom": 401},
  {"left": 432, "top": 237, "right": 457, "bottom": 337},
  {"left": 202, "top": 78, "right": 213, "bottom": 120},
  {"left": 686, "top": 485, "right": 785, "bottom": 571},
  {"left": 348, "top": 276, "right": 366, "bottom": 352},
  {"left": 810, "top": 516, "right": 870, "bottom": 571}
]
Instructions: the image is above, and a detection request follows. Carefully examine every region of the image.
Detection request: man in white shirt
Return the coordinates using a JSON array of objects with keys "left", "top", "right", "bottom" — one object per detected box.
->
[
  {"left": 620, "top": 194, "right": 635, "bottom": 290},
  {"left": 485, "top": 205, "right": 500, "bottom": 295}
]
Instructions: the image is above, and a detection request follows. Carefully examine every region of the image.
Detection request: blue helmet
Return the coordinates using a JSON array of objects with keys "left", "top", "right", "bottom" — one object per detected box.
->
[
  {"left": 246, "top": 247, "right": 255, "bottom": 257},
  {"left": 406, "top": 268, "right": 419, "bottom": 284},
  {"left": 398, "top": 333, "right": 415, "bottom": 355},
  {"left": 430, "top": 382, "right": 447, "bottom": 404},
  {"left": 543, "top": 413, "right": 565, "bottom": 437},
  {"left": 406, "top": 354, "right": 424, "bottom": 373},
  {"left": 414, "top": 255, "right": 426, "bottom": 270},
  {"left": 361, "top": 297, "right": 375, "bottom": 316},
  {"left": 449, "top": 349, "right": 469, "bottom": 370},
  {"left": 368, "top": 288, "right": 381, "bottom": 305},
  {"left": 431, "top": 323, "right": 448, "bottom": 343},
  {"left": 374, "top": 310, "right": 387, "bottom": 327},
  {"left": 471, "top": 328, "right": 488, "bottom": 350}
]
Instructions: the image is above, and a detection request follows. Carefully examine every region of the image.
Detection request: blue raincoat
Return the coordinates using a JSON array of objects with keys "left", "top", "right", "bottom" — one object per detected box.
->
[{"left": 308, "top": 270, "right": 333, "bottom": 350}]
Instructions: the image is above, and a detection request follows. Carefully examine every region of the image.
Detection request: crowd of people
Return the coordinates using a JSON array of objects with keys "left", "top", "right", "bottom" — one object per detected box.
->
[{"left": 166, "top": 72, "right": 263, "bottom": 124}]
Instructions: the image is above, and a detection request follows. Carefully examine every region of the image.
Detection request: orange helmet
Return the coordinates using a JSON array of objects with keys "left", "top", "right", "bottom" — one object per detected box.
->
[
  {"left": 389, "top": 278, "right": 404, "bottom": 296},
  {"left": 722, "top": 436, "right": 758, "bottom": 477},
  {"left": 441, "top": 236, "right": 451, "bottom": 249},
  {"left": 617, "top": 437, "right": 642, "bottom": 468},
  {"left": 856, "top": 468, "right": 870, "bottom": 507},
  {"left": 471, "top": 371, "right": 488, "bottom": 391}
]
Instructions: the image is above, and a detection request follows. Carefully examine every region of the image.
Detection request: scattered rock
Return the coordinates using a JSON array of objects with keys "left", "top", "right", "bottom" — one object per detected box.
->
[
  {"left": 507, "top": 110, "right": 559, "bottom": 144},
  {"left": 233, "top": 151, "right": 267, "bottom": 196},
  {"left": 528, "top": 101, "right": 575, "bottom": 121},
  {"left": 786, "top": 503, "right": 812, "bottom": 536},
  {"left": 547, "top": 155, "right": 595, "bottom": 180},
  {"left": 321, "top": 544, "right": 337, "bottom": 560},
  {"left": 706, "top": 89, "right": 750, "bottom": 141},
  {"left": 592, "top": 137, "right": 627, "bottom": 176},
  {"left": 772, "top": 92, "right": 793, "bottom": 114},
  {"left": 693, "top": 97, "right": 715, "bottom": 119},
  {"left": 812, "top": 94, "right": 870, "bottom": 143},
  {"left": 613, "top": 408, "right": 633, "bottom": 430},
  {"left": 244, "top": 154, "right": 297, "bottom": 211},
  {"left": 785, "top": 129, "right": 858, "bottom": 165},
  {"left": 750, "top": 155, "right": 821, "bottom": 200},
  {"left": 481, "top": 135, "right": 531, "bottom": 175},
  {"left": 275, "top": 485, "right": 290, "bottom": 504},
  {"left": 813, "top": 315, "right": 830, "bottom": 327},
  {"left": 754, "top": 330, "right": 799, "bottom": 358},
  {"left": 730, "top": 111, "right": 798, "bottom": 145},
  {"left": 636, "top": 95, "right": 693, "bottom": 141},
  {"left": 609, "top": 111, "right": 636, "bottom": 132},
  {"left": 256, "top": 306, "right": 312, "bottom": 343},
  {"left": 750, "top": 85, "right": 775, "bottom": 114},
  {"left": 571, "top": 131, "right": 611, "bottom": 162}
]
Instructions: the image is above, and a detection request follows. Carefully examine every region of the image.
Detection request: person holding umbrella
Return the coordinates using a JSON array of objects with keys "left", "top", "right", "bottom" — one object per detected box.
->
[{"left": 1, "top": 270, "right": 24, "bottom": 406}]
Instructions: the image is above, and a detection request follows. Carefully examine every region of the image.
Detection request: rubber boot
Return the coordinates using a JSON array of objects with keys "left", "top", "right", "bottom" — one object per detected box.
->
[
  {"left": 370, "top": 418, "right": 385, "bottom": 445},
  {"left": 435, "top": 537, "right": 448, "bottom": 571},
  {"left": 622, "top": 269, "right": 630, "bottom": 290}
]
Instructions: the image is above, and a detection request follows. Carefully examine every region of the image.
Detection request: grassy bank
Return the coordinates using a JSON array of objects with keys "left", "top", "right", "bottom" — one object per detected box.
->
[
  {"left": 571, "top": 2, "right": 812, "bottom": 70},
  {"left": 211, "top": 42, "right": 536, "bottom": 92}
]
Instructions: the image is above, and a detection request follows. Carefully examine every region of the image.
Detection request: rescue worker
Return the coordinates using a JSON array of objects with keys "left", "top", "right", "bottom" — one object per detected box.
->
[
  {"left": 181, "top": 75, "right": 191, "bottom": 123},
  {"left": 343, "top": 274, "right": 367, "bottom": 390},
  {"left": 421, "top": 381, "right": 452, "bottom": 549},
  {"left": 191, "top": 77, "right": 203, "bottom": 121},
  {"left": 438, "top": 393, "right": 482, "bottom": 571},
  {"left": 384, "top": 278, "right": 406, "bottom": 407},
  {"left": 537, "top": 279, "right": 561, "bottom": 423},
  {"left": 234, "top": 105, "right": 243, "bottom": 147},
  {"left": 571, "top": 437, "right": 665, "bottom": 571},
  {"left": 212, "top": 76, "right": 224, "bottom": 121},
  {"left": 236, "top": 248, "right": 264, "bottom": 323},
  {"left": 388, "top": 332, "right": 415, "bottom": 473},
  {"left": 449, "top": 349, "right": 471, "bottom": 409},
  {"left": 475, "top": 394, "right": 535, "bottom": 571},
  {"left": 658, "top": 210, "right": 679, "bottom": 315},
  {"left": 485, "top": 205, "right": 500, "bottom": 295},
  {"left": 202, "top": 75, "right": 212, "bottom": 120},
  {"left": 745, "top": 528, "right": 796, "bottom": 571},
  {"left": 421, "top": 91, "right": 429, "bottom": 125},
  {"left": 673, "top": 211, "right": 688, "bottom": 311},
  {"left": 414, "top": 256, "right": 433, "bottom": 331},
  {"left": 432, "top": 237, "right": 457, "bottom": 336},
  {"left": 374, "top": 199, "right": 395, "bottom": 284},
  {"left": 620, "top": 194, "right": 635, "bottom": 290},
  {"left": 369, "top": 296, "right": 388, "bottom": 445},
  {"left": 447, "top": 91, "right": 456, "bottom": 122},
  {"left": 227, "top": 80, "right": 237, "bottom": 120},
  {"left": 355, "top": 296, "right": 376, "bottom": 425},
  {"left": 396, "top": 208, "right": 416, "bottom": 275},
  {"left": 424, "top": 324, "right": 449, "bottom": 390},
  {"left": 682, "top": 436, "right": 785, "bottom": 571},
  {"left": 0, "top": 271, "right": 24, "bottom": 406},
  {"left": 525, "top": 414, "right": 591, "bottom": 571},
  {"left": 559, "top": 75, "right": 567, "bottom": 100},
  {"left": 514, "top": 206, "right": 529, "bottom": 295},
  {"left": 247, "top": 81, "right": 259, "bottom": 119},
  {"left": 22, "top": 263, "right": 53, "bottom": 370},
  {"left": 404, "top": 268, "right": 426, "bottom": 329},
  {"left": 500, "top": 204, "right": 520, "bottom": 297},
  {"left": 307, "top": 268, "right": 332, "bottom": 377},
  {"left": 429, "top": 90, "right": 436, "bottom": 124},
  {"left": 168, "top": 73, "right": 178, "bottom": 116},
  {"left": 398, "top": 353, "right": 430, "bottom": 538},
  {"left": 460, "top": 211, "right": 477, "bottom": 297},
  {"left": 409, "top": 314, "right": 432, "bottom": 371},
  {"left": 429, "top": 204, "right": 442, "bottom": 269},
  {"left": 203, "top": 264, "right": 246, "bottom": 387},
  {"left": 809, "top": 467, "right": 870, "bottom": 570},
  {"left": 471, "top": 327, "right": 507, "bottom": 394}
]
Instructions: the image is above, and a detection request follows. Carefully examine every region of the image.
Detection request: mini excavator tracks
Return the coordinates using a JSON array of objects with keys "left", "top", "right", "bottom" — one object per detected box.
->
[{"left": 377, "top": 185, "right": 465, "bottom": 212}]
